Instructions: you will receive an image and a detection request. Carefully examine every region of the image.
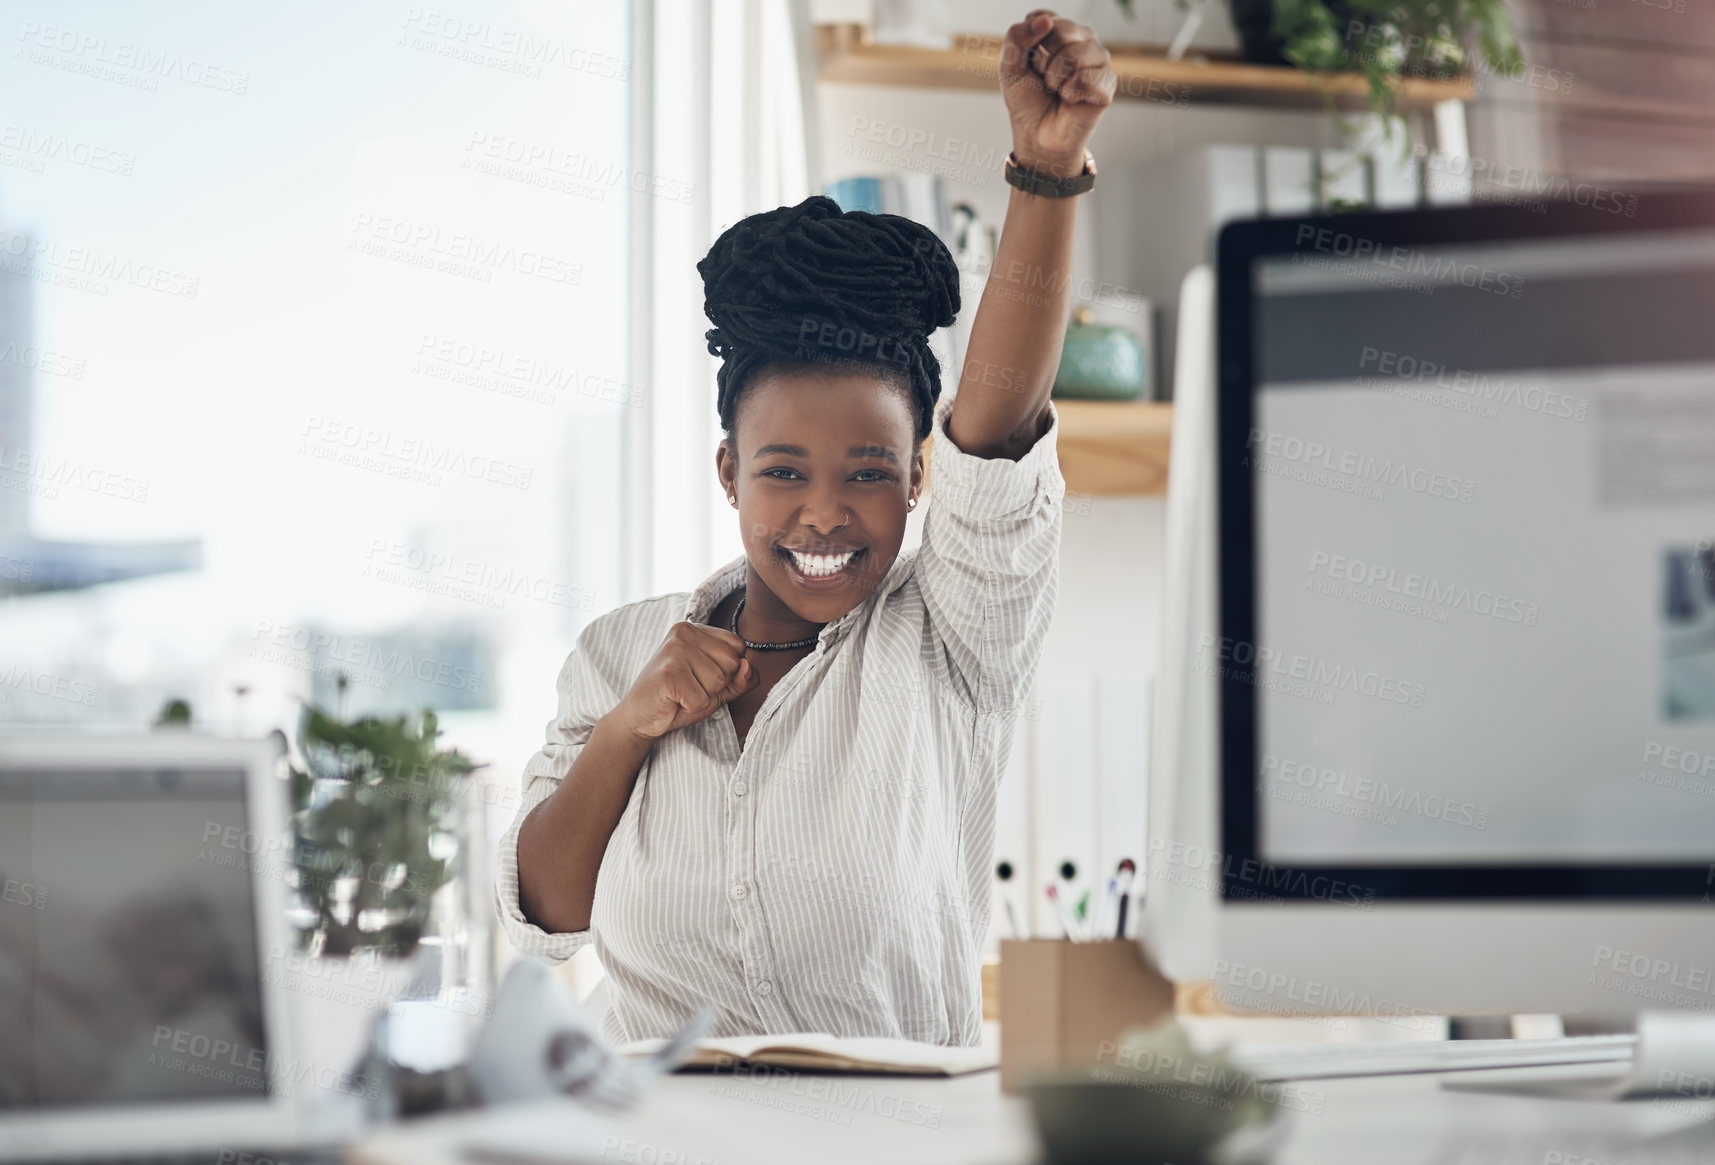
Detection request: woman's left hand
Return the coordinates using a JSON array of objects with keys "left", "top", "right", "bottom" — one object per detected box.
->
[{"left": 999, "top": 9, "right": 1117, "bottom": 178}]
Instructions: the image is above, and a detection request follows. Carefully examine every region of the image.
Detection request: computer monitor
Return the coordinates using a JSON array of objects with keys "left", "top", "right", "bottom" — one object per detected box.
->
[
  {"left": 0, "top": 735, "right": 317, "bottom": 1161},
  {"left": 1143, "top": 265, "right": 1222, "bottom": 985},
  {"left": 1198, "top": 193, "right": 1715, "bottom": 1021}
]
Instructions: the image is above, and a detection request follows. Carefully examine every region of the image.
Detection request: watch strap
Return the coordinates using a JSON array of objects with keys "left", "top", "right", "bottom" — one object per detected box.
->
[{"left": 1003, "top": 150, "right": 1097, "bottom": 198}]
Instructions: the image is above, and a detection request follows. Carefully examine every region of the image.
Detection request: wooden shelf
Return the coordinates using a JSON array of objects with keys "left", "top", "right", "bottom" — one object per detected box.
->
[
  {"left": 1054, "top": 399, "right": 1173, "bottom": 496},
  {"left": 816, "top": 24, "right": 1473, "bottom": 113},
  {"left": 922, "top": 400, "right": 1172, "bottom": 497}
]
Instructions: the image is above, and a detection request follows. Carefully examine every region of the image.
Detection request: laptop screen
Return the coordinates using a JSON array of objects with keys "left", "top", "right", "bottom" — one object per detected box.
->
[
  {"left": 1246, "top": 225, "right": 1715, "bottom": 866},
  {"left": 0, "top": 764, "right": 271, "bottom": 1109}
]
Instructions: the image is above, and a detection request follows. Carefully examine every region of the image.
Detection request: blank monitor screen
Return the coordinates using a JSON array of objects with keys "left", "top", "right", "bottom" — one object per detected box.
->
[
  {"left": 1244, "top": 226, "right": 1715, "bottom": 867},
  {"left": 0, "top": 764, "right": 270, "bottom": 1109}
]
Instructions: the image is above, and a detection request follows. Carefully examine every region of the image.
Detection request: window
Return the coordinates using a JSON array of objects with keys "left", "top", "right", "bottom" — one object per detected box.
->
[{"left": 0, "top": 3, "right": 632, "bottom": 813}]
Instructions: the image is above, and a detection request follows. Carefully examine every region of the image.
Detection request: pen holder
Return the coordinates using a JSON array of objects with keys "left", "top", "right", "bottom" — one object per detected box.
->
[{"left": 998, "top": 938, "right": 1176, "bottom": 1094}]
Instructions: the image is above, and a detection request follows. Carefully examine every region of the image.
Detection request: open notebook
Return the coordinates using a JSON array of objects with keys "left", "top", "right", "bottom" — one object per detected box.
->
[{"left": 616, "top": 1033, "right": 999, "bottom": 1076}]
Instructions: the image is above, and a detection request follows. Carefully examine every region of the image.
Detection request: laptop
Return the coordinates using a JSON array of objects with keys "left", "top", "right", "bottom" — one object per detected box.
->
[{"left": 0, "top": 735, "right": 347, "bottom": 1162}]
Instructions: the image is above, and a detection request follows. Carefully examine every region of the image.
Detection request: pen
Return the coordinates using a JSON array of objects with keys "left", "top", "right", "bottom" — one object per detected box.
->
[
  {"left": 1045, "top": 884, "right": 1079, "bottom": 940},
  {"left": 1114, "top": 858, "right": 1136, "bottom": 939},
  {"left": 1096, "top": 875, "right": 1117, "bottom": 939}
]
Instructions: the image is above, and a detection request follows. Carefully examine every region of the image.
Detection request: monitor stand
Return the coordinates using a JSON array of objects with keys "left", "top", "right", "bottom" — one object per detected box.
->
[{"left": 1444, "top": 1012, "right": 1715, "bottom": 1101}]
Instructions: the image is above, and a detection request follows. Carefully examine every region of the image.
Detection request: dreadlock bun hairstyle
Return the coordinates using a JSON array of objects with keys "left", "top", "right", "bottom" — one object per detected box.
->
[{"left": 699, "top": 194, "right": 960, "bottom": 446}]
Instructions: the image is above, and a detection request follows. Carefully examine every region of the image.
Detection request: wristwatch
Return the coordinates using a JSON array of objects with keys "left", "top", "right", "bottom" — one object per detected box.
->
[{"left": 1003, "top": 150, "right": 1097, "bottom": 198}]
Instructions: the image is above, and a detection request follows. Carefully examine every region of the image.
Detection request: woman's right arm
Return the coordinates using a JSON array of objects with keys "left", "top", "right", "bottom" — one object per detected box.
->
[
  {"left": 515, "top": 713, "right": 656, "bottom": 934},
  {"left": 503, "top": 618, "right": 758, "bottom": 945}
]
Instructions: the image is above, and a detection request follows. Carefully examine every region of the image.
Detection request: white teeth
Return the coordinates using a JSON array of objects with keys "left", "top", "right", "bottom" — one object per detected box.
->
[{"left": 787, "top": 549, "right": 857, "bottom": 577}]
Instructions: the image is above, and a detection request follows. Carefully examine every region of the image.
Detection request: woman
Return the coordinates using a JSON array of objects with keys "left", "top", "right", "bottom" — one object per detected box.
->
[{"left": 499, "top": 9, "right": 1115, "bottom": 1047}]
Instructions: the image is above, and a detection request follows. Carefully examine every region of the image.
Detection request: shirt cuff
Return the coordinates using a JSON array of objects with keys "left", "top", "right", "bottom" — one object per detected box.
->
[{"left": 928, "top": 394, "right": 1066, "bottom": 519}]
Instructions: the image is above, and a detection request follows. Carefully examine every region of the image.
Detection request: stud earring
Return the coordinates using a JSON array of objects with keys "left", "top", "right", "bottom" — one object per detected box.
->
[
  {"left": 908, "top": 497, "right": 918, "bottom": 509},
  {"left": 728, "top": 495, "right": 737, "bottom": 506}
]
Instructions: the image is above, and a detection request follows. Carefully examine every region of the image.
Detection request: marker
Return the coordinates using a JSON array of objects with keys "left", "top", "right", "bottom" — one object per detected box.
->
[
  {"left": 996, "top": 860, "right": 1022, "bottom": 939},
  {"left": 1057, "top": 860, "right": 1081, "bottom": 939},
  {"left": 1114, "top": 858, "right": 1136, "bottom": 939}
]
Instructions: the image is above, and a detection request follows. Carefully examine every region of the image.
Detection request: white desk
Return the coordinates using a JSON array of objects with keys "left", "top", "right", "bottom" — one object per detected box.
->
[{"left": 348, "top": 1062, "right": 1715, "bottom": 1165}]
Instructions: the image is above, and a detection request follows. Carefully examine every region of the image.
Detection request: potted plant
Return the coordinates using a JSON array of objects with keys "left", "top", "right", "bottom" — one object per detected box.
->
[
  {"left": 285, "top": 702, "right": 480, "bottom": 958},
  {"left": 1162, "top": 0, "right": 1520, "bottom": 124},
  {"left": 276, "top": 694, "right": 483, "bottom": 1088},
  {"left": 1260, "top": 0, "right": 1520, "bottom": 118}
]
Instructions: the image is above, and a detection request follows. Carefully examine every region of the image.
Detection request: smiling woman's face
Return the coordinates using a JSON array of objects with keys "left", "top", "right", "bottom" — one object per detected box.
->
[{"left": 716, "top": 365, "right": 924, "bottom": 627}]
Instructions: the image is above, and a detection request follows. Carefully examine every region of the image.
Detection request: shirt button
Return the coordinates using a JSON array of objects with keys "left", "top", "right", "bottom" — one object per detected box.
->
[
  {"left": 732, "top": 781, "right": 748, "bottom": 796},
  {"left": 731, "top": 883, "right": 749, "bottom": 901},
  {"left": 756, "top": 980, "right": 774, "bottom": 996}
]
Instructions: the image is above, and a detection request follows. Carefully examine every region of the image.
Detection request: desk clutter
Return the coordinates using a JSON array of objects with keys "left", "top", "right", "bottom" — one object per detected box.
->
[
  {"left": 997, "top": 937, "right": 1176, "bottom": 1093},
  {"left": 998, "top": 939, "right": 1294, "bottom": 1163}
]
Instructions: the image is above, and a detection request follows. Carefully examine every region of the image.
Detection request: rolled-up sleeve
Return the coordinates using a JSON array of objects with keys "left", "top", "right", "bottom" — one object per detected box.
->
[
  {"left": 916, "top": 392, "right": 1065, "bottom": 715},
  {"left": 493, "top": 626, "right": 616, "bottom": 963}
]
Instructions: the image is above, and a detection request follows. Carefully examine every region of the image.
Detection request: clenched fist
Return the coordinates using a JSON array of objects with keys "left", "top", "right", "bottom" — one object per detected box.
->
[
  {"left": 1000, "top": 9, "right": 1116, "bottom": 179},
  {"left": 612, "top": 621, "right": 759, "bottom": 741}
]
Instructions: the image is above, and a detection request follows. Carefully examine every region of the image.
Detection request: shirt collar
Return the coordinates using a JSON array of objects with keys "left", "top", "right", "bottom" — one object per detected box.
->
[{"left": 683, "top": 551, "right": 916, "bottom": 650}]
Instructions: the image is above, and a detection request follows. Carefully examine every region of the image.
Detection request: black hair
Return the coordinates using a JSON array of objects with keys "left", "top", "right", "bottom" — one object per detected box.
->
[{"left": 698, "top": 194, "right": 960, "bottom": 447}]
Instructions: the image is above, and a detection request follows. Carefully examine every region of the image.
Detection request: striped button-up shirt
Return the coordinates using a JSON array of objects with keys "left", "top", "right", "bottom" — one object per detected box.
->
[{"left": 493, "top": 393, "right": 1064, "bottom": 1047}]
